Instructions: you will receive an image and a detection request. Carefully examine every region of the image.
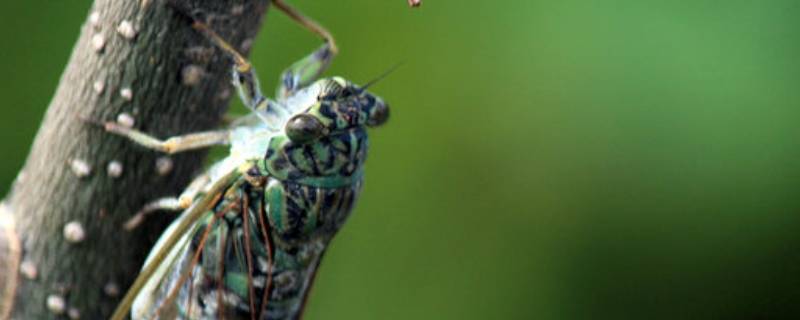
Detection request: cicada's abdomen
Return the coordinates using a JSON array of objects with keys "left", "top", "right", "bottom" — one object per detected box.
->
[
  {"left": 155, "top": 177, "right": 362, "bottom": 319},
  {"left": 257, "top": 179, "right": 362, "bottom": 319},
  {"left": 184, "top": 183, "right": 361, "bottom": 319},
  {"left": 264, "top": 179, "right": 361, "bottom": 246}
]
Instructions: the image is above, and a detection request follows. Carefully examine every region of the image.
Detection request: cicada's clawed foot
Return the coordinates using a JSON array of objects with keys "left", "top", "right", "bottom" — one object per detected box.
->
[
  {"left": 123, "top": 173, "right": 211, "bottom": 231},
  {"left": 123, "top": 198, "right": 188, "bottom": 231}
]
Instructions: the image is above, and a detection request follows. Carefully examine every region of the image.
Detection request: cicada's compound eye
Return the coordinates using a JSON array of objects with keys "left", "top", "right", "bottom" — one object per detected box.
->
[
  {"left": 367, "top": 97, "right": 389, "bottom": 127},
  {"left": 285, "top": 114, "right": 326, "bottom": 143}
]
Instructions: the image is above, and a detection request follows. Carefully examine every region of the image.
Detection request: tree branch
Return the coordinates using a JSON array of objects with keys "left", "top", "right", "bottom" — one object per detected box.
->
[{"left": 0, "top": 0, "right": 270, "bottom": 318}]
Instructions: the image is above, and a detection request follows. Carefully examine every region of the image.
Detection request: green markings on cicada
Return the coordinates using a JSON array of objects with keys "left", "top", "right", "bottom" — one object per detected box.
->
[
  {"left": 311, "top": 140, "right": 332, "bottom": 173},
  {"left": 266, "top": 179, "right": 287, "bottom": 236},
  {"left": 260, "top": 134, "right": 366, "bottom": 189},
  {"left": 224, "top": 272, "right": 251, "bottom": 302},
  {"left": 303, "top": 188, "right": 321, "bottom": 235}
]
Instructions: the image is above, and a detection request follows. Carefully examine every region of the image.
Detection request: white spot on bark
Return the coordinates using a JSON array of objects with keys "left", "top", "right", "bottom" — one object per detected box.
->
[
  {"left": 20, "top": 259, "right": 38, "bottom": 280},
  {"left": 141, "top": 0, "right": 152, "bottom": 8},
  {"left": 116, "top": 20, "right": 137, "bottom": 40},
  {"left": 107, "top": 161, "right": 123, "bottom": 178},
  {"left": 91, "top": 33, "right": 106, "bottom": 53},
  {"left": 93, "top": 80, "right": 105, "bottom": 94},
  {"left": 241, "top": 39, "right": 253, "bottom": 52},
  {"left": 89, "top": 12, "right": 101, "bottom": 28},
  {"left": 63, "top": 221, "right": 86, "bottom": 243},
  {"left": 116, "top": 112, "right": 135, "bottom": 128},
  {"left": 104, "top": 282, "right": 120, "bottom": 297},
  {"left": 68, "top": 307, "right": 81, "bottom": 320},
  {"left": 184, "top": 46, "right": 214, "bottom": 63},
  {"left": 231, "top": 5, "right": 245, "bottom": 15},
  {"left": 156, "top": 157, "right": 173, "bottom": 176},
  {"left": 46, "top": 295, "right": 66, "bottom": 315},
  {"left": 181, "top": 65, "right": 205, "bottom": 86},
  {"left": 120, "top": 88, "right": 133, "bottom": 101},
  {"left": 218, "top": 88, "right": 231, "bottom": 100},
  {"left": 70, "top": 159, "right": 92, "bottom": 178}
]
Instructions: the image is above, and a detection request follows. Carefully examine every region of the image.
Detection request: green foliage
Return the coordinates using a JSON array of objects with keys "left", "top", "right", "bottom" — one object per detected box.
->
[{"left": 2, "top": 1, "right": 800, "bottom": 318}]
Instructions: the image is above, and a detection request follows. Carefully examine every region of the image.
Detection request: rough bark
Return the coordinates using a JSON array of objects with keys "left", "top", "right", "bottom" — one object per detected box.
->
[{"left": 0, "top": 0, "right": 270, "bottom": 318}]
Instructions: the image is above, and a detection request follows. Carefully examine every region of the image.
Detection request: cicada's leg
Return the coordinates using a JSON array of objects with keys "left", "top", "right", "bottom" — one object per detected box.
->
[
  {"left": 123, "top": 172, "right": 211, "bottom": 230},
  {"left": 272, "top": 0, "right": 338, "bottom": 98},
  {"left": 177, "top": 172, "right": 212, "bottom": 207},
  {"left": 123, "top": 198, "right": 182, "bottom": 231},
  {"left": 272, "top": 0, "right": 337, "bottom": 53},
  {"left": 191, "top": 21, "right": 270, "bottom": 116},
  {"left": 103, "top": 121, "right": 230, "bottom": 154},
  {"left": 277, "top": 42, "right": 336, "bottom": 100},
  {"left": 192, "top": 0, "right": 336, "bottom": 103}
]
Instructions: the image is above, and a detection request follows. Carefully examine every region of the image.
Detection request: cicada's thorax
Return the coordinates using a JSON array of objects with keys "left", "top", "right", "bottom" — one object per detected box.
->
[{"left": 256, "top": 124, "right": 368, "bottom": 241}]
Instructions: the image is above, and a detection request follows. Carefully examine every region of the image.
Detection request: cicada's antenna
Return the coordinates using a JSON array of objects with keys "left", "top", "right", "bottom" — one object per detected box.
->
[{"left": 358, "top": 62, "right": 405, "bottom": 92}]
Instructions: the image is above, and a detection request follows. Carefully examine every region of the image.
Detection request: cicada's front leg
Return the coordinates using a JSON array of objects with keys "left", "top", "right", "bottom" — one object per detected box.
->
[
  {"left": 192, "top": 0, "right": 337, "bottom": 103},
  {"left": 191, "top": 21, "right": 266, "bottom": 109},
  {"left": 84, "top": 113, "right": 230, "bottom": 231},
  {"left": 277, "top": 42, "right": 336, "bottom": 100},
  {"left": 191, "top": 20, "right": 290, "bottom": 129},
  {"left": 272, "top": 0, "right": 338, "bottom": 99},
  {"left": 272, "top": 0, "right": 337, "bottom": 54}
]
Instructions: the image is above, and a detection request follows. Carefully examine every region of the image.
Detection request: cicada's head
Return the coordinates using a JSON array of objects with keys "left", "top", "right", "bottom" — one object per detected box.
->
[
  {"left": 263, "top": 77, "right": 388, "bottom": 184},
  {"left": 283, "top": 77, "right": 389, "bottom": 143}
]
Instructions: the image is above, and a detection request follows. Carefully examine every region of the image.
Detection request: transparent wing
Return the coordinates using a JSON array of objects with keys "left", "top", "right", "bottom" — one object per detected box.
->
[
  {"left": 137, "top": 184, "right": 268, "bottom": 319},
  {"left": 111, "top": 170, "right": 242, "bottom": 320},
  {"left": 131, "top": 207, "right": 211, "bottom": 319}
]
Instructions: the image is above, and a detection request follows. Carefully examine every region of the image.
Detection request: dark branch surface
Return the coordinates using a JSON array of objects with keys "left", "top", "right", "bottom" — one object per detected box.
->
[{"left": 0, "top": 0, "right": 269, "bottom": 318}]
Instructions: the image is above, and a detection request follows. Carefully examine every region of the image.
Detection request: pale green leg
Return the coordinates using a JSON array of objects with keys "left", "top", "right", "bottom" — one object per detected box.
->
[
  {"left": 123, "top": 198, "right": 182, "bottom": 231},
  {"left": 192, "top": 0, "right": 337, "bottom": 104},
  {"left": 123, "top": 173, "right": 211, "bottom": 230},
  {"left": 271, "top": 0, "right": 338, "bottom": 98},
  {"left": 103, "top": 122, "right": 230, "bottom": 154},
  {"left": 103, "top": 121, "right": 225, "bottom": 229},
  {"left": 277, "top": 43, "right": 336, "bottom": 99},
  {"left": 191, "top": 20, "right": 285, "bottom": 126}
]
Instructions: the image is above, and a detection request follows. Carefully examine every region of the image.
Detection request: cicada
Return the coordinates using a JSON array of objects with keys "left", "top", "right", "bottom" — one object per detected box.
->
[{"left": 108, "top": 1, "right": 389, "bottom": 319}]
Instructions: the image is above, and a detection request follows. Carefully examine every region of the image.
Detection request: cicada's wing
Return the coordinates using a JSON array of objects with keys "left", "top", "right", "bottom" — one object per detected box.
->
[
  {"left": 130, "top": 207, "right": 213, "bottom": 319},
  {"left": 111, "top": 170, "right": 242, "bottom": 320},
  {"left": 136, "top": 186, "right": 268, "bottom": 319}
]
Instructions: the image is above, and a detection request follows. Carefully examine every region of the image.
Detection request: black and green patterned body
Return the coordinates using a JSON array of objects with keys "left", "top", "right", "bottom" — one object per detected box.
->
[
  {"left": 192, "top": 128, "right": 367, "bottom": 319},
  {"left": 161, "top": 175, "right": 362, "bottom": 319},
  {"left": 132, "top": 76, "right": 387, "bottom": 319}
]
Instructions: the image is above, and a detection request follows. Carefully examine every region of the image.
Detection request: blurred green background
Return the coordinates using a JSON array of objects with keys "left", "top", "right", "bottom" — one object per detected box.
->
[{"left": 3, "top": 1, "right": 800, "bottom": 319}]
